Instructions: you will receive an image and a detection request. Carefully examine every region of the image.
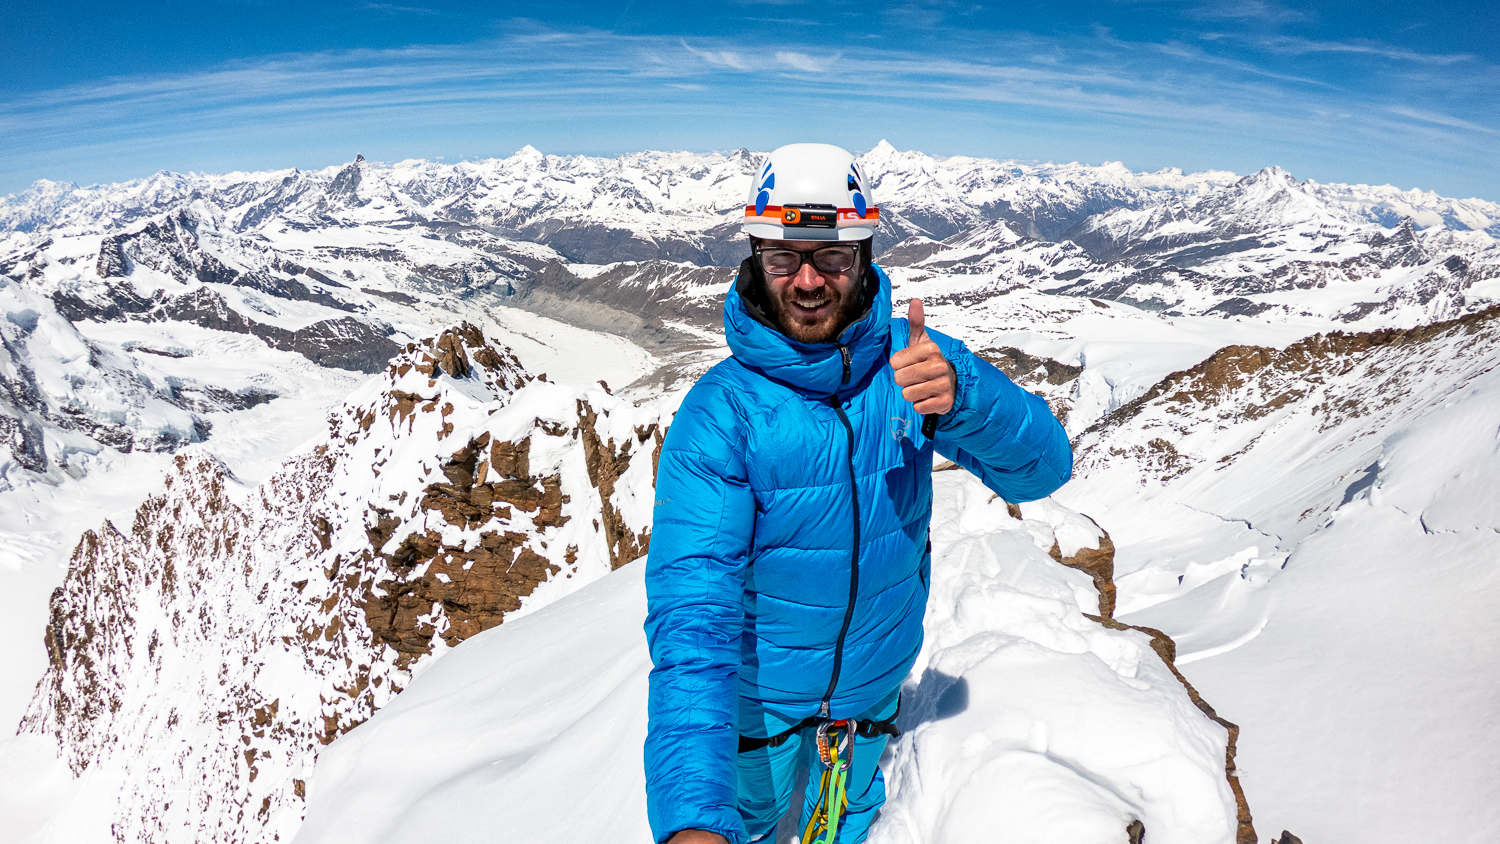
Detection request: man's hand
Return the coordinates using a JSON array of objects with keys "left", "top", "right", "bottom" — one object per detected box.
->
[
  {"left": 667, "top": 831, "right": 729, "bottom": 844},
  {"left": 890, "top": 298, "right": 955, "bottom": 416}
]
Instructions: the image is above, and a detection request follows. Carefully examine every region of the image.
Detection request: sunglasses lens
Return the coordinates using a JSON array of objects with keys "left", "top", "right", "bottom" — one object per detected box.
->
[
  {"left": 759, "top": 249, "right": 802, "bottom": 275},
  {"left": 813, "top": 246, "right": 856, "bottom": 273}
]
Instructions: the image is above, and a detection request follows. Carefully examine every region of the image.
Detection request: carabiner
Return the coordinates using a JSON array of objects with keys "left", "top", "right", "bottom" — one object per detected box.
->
[{"left": 814, "top": 719, "right": 854, "bottom": 772}]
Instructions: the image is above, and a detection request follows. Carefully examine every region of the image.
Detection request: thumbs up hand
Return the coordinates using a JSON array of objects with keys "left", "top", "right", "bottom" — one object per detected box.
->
[{"left": 890, "top": 298, "right": 955, "bottom": 416}]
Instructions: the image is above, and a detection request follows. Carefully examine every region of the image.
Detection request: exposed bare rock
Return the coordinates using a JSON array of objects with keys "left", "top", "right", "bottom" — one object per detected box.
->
[
  {"left": 1048, "top": 516, "right": 1118, "bottom": 619},
  {"left": 577, "top": 401, "right": 660, "bottom": 570},
  {"left": 978, "top": 345, "right": 1082, "bottom": 424}
]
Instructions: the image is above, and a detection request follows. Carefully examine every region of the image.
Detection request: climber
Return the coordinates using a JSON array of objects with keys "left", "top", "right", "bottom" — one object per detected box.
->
[{"left": 643, "top": 143, "right": 1072, "bottom": 844}]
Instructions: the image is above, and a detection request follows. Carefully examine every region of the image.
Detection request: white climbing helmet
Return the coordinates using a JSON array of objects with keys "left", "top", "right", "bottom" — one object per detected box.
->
[{"left": 742, "top": 143, "right": 880, "bottom": 242}]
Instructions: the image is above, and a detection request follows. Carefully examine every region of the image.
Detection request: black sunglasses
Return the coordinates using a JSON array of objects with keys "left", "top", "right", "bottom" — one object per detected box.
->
[{"left": 755, "top": 244, "right": 858, "bottom": 276}]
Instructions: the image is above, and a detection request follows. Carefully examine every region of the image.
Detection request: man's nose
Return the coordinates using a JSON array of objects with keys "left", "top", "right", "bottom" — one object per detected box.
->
[{"left": 792, "top": 261, "right": 825, "bottom": 289}]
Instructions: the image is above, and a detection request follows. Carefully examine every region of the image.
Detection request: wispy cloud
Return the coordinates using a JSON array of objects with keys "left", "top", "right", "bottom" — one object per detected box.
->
[
  {"left": 365, "top": 3, "right": 441, "bottom": 15},
  {"left": 0, "top": 26, "right": 1496, "bottom": 199},
  {"left": 1189, "top": 0, "right": 1306, "bottom": 24},
  {"left": 774, "top": 51, "right": 838, "bottom": 72},
  {"left": 1388, "top": 106, "right": 1500, "bottom": 135},
  {"left": 681, "top": 40, "right": 752, "bottom": 71},
  {"left": 1248, "top": 35, "right": 1473, "bottom": 64}
]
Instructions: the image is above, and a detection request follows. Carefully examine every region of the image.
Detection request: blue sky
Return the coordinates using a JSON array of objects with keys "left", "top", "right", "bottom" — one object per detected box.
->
[{"left": 3, "top": 1, "right": 1497, "bottom": 200}]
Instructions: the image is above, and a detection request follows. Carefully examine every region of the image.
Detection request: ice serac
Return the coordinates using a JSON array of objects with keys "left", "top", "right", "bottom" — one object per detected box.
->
[
  {"left": 16, "top": 323, "right": 663, "bottom": 844},
  {"left": 0, "top": 277, "right": 225, "bottom": 485}
]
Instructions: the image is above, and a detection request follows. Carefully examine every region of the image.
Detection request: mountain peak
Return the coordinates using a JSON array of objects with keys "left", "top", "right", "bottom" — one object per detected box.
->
[
  {"left": 26, "top": 178, "right": 79, "bottom": 196},
  {"left": 355, "top": 153, "right": 366, "bottom": 163},
  {"left": 1246, "top": 165, "right": 1295, "bottom": 184}
]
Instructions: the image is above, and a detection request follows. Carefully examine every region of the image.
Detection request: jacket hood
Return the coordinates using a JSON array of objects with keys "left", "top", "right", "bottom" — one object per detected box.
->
[{"left": 724, "top": 259, "right": 893, "bottom": 398}]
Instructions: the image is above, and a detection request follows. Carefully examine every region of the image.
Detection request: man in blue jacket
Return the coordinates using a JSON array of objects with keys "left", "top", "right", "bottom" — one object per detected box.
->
[{"left": 644, "top": 144, "right": 1072, "bottom": 844}]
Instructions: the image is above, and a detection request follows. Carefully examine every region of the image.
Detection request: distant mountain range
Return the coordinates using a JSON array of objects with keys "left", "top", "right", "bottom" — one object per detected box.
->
[
  {"left": 3, "top": 142, "right": 1496, "bottom": 485},
  {"left": 2, "top": 144, "right": 1498, "bottom": 844}
]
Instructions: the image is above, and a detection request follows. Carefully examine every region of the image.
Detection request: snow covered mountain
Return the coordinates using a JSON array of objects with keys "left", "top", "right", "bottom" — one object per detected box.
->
[
  {"left": 3, "top": 143, "right": 1498, "bottom": 844},
  {"left": 6, "top": 142, "right": 1495, "bottom": 489},
  {"left": 294, "top": 479, "right": 1254, "bottom": 844}
]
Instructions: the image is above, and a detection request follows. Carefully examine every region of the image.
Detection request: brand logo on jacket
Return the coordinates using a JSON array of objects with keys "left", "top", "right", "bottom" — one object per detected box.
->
[{"left": 890, "top": 416, "right": 913, "bottom": 440}]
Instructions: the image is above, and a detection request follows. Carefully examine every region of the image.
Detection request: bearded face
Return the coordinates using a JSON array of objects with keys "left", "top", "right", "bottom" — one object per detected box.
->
[{"left": 756, "top": 240, "right": 866, "bottom": 344}]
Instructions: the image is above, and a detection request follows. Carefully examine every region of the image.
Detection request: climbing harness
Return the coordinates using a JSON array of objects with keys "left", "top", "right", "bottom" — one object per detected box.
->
[
  {"left": 735, "top": 698, "right": 900, "bottom": 754},
  {"left": 736, "top": 700, "right": 901, "bottom": 844}
]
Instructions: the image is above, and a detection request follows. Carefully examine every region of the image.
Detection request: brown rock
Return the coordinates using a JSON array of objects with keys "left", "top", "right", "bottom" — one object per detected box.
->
[
  {"left": 577, "top": 400, "right": 652, "bottom": 569},
  {"left": 1048, "top": 517, "right": 1118, "bottom": 619}
]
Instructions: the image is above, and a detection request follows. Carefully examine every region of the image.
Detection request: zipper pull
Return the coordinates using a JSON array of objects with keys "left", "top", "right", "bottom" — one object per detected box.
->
[
  {"left": 838, "top": 344, "right": 851, "bottom": 385},
  {"left": 819, "top": 700, "right": 830, "bottom": 718}
]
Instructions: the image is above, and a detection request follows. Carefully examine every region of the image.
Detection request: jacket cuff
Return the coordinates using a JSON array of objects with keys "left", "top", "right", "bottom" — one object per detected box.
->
[{"left": 939, "top": 352, "right": 978, "bottom": 431}]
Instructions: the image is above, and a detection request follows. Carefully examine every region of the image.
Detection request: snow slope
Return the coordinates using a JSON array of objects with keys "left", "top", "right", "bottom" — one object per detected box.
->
[
  {"left": 296, "top": 471, "right": 1243, "bottom": 844},
  {"left": 1058, "top": 306, "right": 1500, "bottom": 842}
]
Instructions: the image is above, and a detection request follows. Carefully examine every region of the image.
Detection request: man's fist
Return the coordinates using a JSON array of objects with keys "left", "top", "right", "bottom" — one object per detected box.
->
[
  {"left": 890, "top": 298, "right": 955, "bottom": 416},
  {"left": 667, "top": 831, "right": 728, "bottom": 844}
]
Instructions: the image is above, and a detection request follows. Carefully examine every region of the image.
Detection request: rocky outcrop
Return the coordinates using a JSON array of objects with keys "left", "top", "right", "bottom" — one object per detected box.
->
[
  {"left": 979, "top": 346, "right": 1082, "bottom": 425},
  {"left": 18, "top": 323, "right": 663, "bottom": 843},
  {"left": 577, "top": 400, "right": 660, "bottom": 570},
  {"left": 1075, "top": 302, "right": 1500, "bottom": 484}
]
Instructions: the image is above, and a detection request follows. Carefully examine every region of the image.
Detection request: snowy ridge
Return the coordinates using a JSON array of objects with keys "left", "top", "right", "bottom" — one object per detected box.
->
[{"left": 293, "top": 470, "right": 1249, "bottom": 844}]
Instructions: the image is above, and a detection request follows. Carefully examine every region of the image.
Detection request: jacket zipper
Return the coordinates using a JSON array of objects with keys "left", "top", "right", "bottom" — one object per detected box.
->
[{"left": 821, "top": 345, "right": 859, "bottom": 717}]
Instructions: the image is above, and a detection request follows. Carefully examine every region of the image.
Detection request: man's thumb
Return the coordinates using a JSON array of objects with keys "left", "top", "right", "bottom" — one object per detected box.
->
[{"left": 908, "top": 298, "right": 927, "bottom": 344}]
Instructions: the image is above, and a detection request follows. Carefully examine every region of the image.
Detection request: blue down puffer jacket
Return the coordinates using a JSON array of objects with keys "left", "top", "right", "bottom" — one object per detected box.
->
[{"left": 643, "top": 262, "right": 1072, "bottom": 844}]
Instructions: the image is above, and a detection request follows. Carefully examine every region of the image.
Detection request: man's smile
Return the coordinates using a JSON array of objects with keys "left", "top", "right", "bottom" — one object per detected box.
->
[{"left": 791, "top": 291, "right": 832, "bottom": 316}]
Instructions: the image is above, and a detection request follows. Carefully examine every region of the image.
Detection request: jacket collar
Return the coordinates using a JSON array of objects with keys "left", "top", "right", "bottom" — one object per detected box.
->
[{"left": 723, "top": 259, "right": 893, "bottom": 399}]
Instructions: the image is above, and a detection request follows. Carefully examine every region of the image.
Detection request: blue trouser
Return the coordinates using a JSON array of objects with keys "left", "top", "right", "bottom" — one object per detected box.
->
[{"left": 735, "top": 688, "right": 900, "bottom": 844}]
